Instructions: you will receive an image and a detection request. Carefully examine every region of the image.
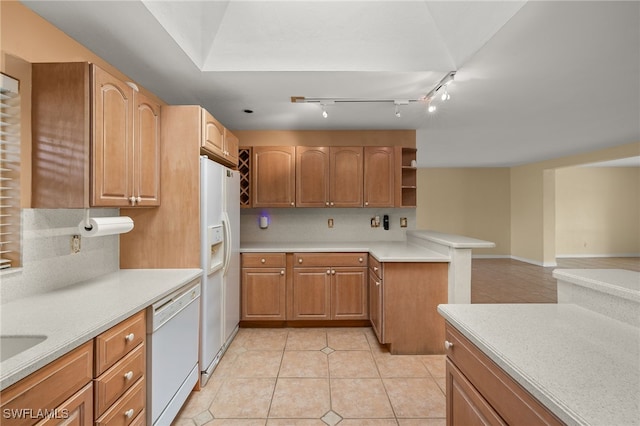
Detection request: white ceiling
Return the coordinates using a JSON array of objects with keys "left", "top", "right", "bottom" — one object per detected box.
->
[{"left": 22, "top": 1, "right": 640, "bottom": 167}]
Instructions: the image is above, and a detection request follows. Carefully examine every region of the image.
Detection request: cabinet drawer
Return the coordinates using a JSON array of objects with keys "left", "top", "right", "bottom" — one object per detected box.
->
[
  {"left": 242, "top": 253, "right": 286, "bottom": 268},
  {"left": 368, "top": 255, "right": 382, "bottom": 280},
  {"left": 95, "top": 311, "right": 145, "bottom": 375},
  {"left": 445, "top": 324, "right": 563, "bottom": 426},
  {"left": 95, "top": 377, "right": 145, "bottom": 426},
  {"left": 294, "top": 253, "right": 367, "bottom": 267},
  {"left": 128, "top": 409, "right": 145, "bottom": 426},
  {"left": 94, "top": 343, "right": 145, "bottom": 418},
  {"left": 0, "top": 341, "right": 93, "bottom": 426}
]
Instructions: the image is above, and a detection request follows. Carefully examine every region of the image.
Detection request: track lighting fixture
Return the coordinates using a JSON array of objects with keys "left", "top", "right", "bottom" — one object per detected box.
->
[{"left": 291, "top": 71, "right": 456, "bottom": 118}]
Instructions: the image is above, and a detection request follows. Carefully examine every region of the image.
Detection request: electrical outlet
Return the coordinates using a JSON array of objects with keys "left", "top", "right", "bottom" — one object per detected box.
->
[
  {"left": 328, "top": 218, "right": 334, "bottom": 228},
  {"left": 71, "top": 235, "right": 81, "bottom": 253},
  {"left": 400, "top": 217, "right": 408, "bottom": 228}
]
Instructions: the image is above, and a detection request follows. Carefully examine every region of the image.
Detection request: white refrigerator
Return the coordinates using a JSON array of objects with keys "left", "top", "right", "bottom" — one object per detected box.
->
[{"left": 199, "top": 156, "right": 240, "bottom": 386}]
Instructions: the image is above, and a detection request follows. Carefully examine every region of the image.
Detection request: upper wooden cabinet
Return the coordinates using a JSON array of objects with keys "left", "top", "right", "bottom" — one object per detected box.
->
[
  {"left": 252, "top": 146, "right": 296, "bottom": 208},
  {"left": 200, "top": 109, "right": 239, "bottom": 168},
  {"left": 32, "top": 62, "right": 160, "bottom": 208},
  {"left": 364, "top": 146, "right": 394, "bottom": 207},
  {"left": 296, "top": 146, "right": 363, "bottom": 207}
]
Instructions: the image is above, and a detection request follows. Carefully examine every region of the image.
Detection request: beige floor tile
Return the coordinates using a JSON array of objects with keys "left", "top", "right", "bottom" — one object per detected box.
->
[
  {"left": 279, "top": 350, "right": 329, "bottom": 378},
  {"left": 211, "top": 351, "right": 240, "bottom": 378},
  {"left": 266, "top": 420, "right": 327, "bottom": 425},
  {"left": 209, "top": 378, "right": 276, "bottom": 418},
  {"left": 420, "top": 355, "right": 446, "bottom": 378},
  {"left": 242, "top": 329, "right": 289, "bottom": 351},
  {"left": 285, "top": 329, "right": 327, "bottom": 351},
  {"left": 172, "top": 419, "right": 196, "bottom": 426},
  {"left": 374, "top": 354, "right": 430, "bottom": 378},
  {"left": 330, "top": 378, "right": 395, "bottom": 419},
  {"left": 326, "top": 329, "right": 371, "bottom": 350},
  {"left": 205, "top": 420, "right": 267, "bottom": 426},
  {"left": 435, "top": 376, "right": 446, "bottom": 395},
  {"left": 397, "top": 419, "right": 446, "bottom": 426},
  {"left": 339, "top": 420, "right": 399, "bottom": 425},
  {"left": 269, "top": 378, "right": 331, "bottom": 419},
  {"left": 328, "top": 350, "right": 379, "bottom": 378},
  {"left": 177, "top": 376, "right": 224, "bottom": 419},
  {"left": 383, "top": 378, "right": 446, "bottom": 418},
  {"left": 224, "top": 350, "right": 283, "bottom": 378}
]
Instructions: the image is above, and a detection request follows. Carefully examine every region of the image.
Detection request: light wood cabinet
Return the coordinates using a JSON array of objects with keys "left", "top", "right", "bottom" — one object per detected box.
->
[
  {"left": 35, "top": 383, "right": 94, "bottom": 426},
  {"left": 292, "top": 253, "right": 368, "bottom": 320},
  {"left": 32, "top": 62, "right": 160, "bottom": 208},
  {"left": 241, "top": 253, "right": 287, "bottom": 320},
  {"left": 94, "top": 311, "right": 146, "bottom": 426},
  {"left": 0, "top": 341, "right": 94, "bottom": 426},
  {"left": 296, "top": 146, "right": 364, "bottom": 207},
  {"left": 395, "top": 146, "right": 417, "bottom": 207},
  {"left": 200, "top": 109, "right": 239, "bottom": 168},
  {"left": 445, "top": 324, "right": 563, "bottom": 426},
  {"left": 252, "top": 146, "right": 296, "bottom": 208},
  {"left": 364, "top": 146, "right": 394, "bottom": 207},
  {"left": 371, "top": 261, "right": 448, "bottom": 354}
]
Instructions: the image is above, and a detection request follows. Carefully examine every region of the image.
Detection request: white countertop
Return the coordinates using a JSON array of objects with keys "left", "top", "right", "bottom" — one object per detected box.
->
[
  {"left": 407, "top": 230, "right": 496, "bottom": 249},
  {"left": 553, "top": 268, "right": 640, "bottom": 303},
  {"left": 0, "top": 268, "right": 202, "bottom": 390},
  {"left": 438, "top": 303, "right": 640, "bottom": 426},
  {"left": 240, "top": 241, "right": 450, "bottom": 262}
]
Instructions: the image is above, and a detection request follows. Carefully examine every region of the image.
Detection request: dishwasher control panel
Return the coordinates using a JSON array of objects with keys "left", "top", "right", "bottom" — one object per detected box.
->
[{"left": 149, "top": 279, "right": 201, "bottom": 332}]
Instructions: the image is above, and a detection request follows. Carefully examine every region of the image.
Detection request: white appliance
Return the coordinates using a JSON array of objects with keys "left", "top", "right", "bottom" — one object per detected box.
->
[
  {"left": 199, "top": 156, "right": 241, "bottom": 386},
  {"left": 147, "top": 279, "right": 201, "bottom": 426}
]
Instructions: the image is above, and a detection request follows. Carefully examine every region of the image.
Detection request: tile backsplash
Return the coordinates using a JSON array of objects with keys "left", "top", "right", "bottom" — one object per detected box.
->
[
  {"left": 241, "top": 208, "right": 416, "bottom": 243},
  {"left": 1, "top": 209, "right": 120, "bottom": 303}
]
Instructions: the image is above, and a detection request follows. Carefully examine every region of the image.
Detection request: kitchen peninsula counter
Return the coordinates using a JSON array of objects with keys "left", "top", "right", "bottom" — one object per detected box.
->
[
  {"left": 438, "top": 303, "right": 640, "bottom": 426},
  {"left": 240, "top": 240, "right": 450, "bottom": 262},
  {"left": 0, "top": 268, "right": 202, "bottom": 390}
]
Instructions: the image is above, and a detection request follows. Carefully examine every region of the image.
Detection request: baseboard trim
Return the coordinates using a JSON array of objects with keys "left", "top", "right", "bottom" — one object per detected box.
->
[{"left": 556, "top": 253, "right": 640, "bottom": 258}]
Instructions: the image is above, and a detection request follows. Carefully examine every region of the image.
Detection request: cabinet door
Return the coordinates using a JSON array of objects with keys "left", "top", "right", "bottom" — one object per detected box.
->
[
  {"left": 242, "top": 267, "right": 286, "bottom": 320},
  {"left": 330, "top": 147, "right": 363, "bottom": 207},
  {"left": 201, "top": 109, "right": 225, "bottom": 159},
  {"left": 446, "top": 360, "right": 506, "bottom": 426},
  {"left": 252, "top": 146, "right": 296, "bottom": 207},
  {"left": 92, "top": 66, "right": 134, "bottom": 207},
  {"left": 133, "top": 92, "right": 160, "bottom": 206},
  {"left": 331, "top": 267, "right": 368, "bottom": 320},
  {"left": 296, "top": 146, "right": 330, "bottom": 207},
  {"left": 364, "top": 146, "right": 394, "bottom": 207},
  {"left": 224, "top": 128, "right": 239, "bottom": 167},
  {"left": 368, "top": 270, "right": 383, "bottom": 342},
  {"left": 292, "top": 268, "right": 331, "bottom": 320},
  {"left": 35, "top": 382, "right": 93, "bottom": 426}
]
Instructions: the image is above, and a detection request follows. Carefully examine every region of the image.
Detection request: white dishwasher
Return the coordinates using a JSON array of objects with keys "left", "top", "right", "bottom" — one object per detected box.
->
[{"left": 147, "top": 279, "right": 201, "bottom": 426}]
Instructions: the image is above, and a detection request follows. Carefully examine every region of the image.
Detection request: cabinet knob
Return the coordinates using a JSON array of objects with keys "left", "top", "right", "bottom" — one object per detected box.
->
[
  {"left": 136, "top": 196, "right": 142, "bottom": 203},
  {"left": 325, "top": 201, "right": 330, "bottom": 206},
  {"left": 326, "top": 270, "right": 331, "bottom": 275},
  {"left": 365, "top": 201, "right": 369, "bottom": 206},
  {"left": 330, "top": 202, "right": 334, "bottom": 206},
  {"left": 261, "top": 258, "right": 266, "bottom": 264},
  {"left": 290, "top": 202, "right": 295, "bottom": 206},
  {"left": 129, "top": 196, "right": 136, "bottom": 205},
  {"left": 298, "top": 258, "right": 303, "bottom": 264},
  {"left": 280, "top": 270, "right": 285, "bottom": 275},
  {"left": 124, "top": 371, "right": 134, "bottom": 381},
  {"left": 124, "top": 409, "right": 135, "bottom": 419},
  {"left": 358, "top": 257, "right": 363, "bottom": 263},
  {"left": 331, "top": 270, "right": 336, "bottom": 275},
  {"left": 444, "top": 340, "right": 454, "bottom": 350},
  {"left": 376, "top": 281, "right": 381, "bottom": 286},
  {"left": 125, "top": 333, "right": 135, "bottom": 342},
  {"left": 374, "top": 266, "right": 379, "bottom": 272}
]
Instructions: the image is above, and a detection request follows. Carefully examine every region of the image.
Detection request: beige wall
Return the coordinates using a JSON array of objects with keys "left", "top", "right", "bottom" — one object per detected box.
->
[
  {"left": 416, "top": 168, "right": 511, "bottom": 256},
  {"left": 555, "top": 166, "right": 640, "bottom": 256}
]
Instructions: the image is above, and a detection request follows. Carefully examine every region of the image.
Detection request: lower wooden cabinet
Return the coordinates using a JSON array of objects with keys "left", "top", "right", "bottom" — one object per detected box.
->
[
  {"left": 445, "top": 323, "right": 563, "bottom": 426},
  {"left": 35, "top": 383, "right": 94, "bottom": 426},
  {"left": 241, "top": 253, "right": 287, "bottom": 320},
  {"left": 0, "top": 341, "right": 93, "bottom": 426}
]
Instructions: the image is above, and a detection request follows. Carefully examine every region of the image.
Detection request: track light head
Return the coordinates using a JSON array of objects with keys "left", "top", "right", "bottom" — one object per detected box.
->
[{"left": 428, "top": 103, "right": 437, "bottom": 113}]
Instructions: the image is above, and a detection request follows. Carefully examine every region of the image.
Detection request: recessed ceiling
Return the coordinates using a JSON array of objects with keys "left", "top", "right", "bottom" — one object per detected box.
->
[{"left": 21, "top": 1, "right": 640, "bottom": 167}]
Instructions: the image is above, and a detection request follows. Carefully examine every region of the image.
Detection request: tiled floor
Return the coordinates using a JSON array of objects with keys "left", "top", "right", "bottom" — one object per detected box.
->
[
  {"left": 176, "top": 256, "right": 640, "bottom": 425},
  {"left": 174, "top": 327, "right": 446, "bottom": 426}
]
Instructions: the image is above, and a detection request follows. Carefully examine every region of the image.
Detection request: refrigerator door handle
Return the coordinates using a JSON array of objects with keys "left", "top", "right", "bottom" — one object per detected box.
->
[{"left": 222, "top": 212, "right": 231, "bottom": 276}]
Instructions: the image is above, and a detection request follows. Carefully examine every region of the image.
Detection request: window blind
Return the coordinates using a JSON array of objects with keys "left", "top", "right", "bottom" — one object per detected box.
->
[{"left": 0, "top": 73, "right": 21, "bottom": 270}]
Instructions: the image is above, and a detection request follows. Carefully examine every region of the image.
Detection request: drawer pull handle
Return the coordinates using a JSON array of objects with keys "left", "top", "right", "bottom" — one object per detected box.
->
[
  {"left": 298, "top": 259, "right": 303, "bottom": 264},
  {"left": 261, "top": 258, "right": 266, "bottom": 263},
  {"left": 373, "top": 266, "right": 379, "bottom": 272},
  {"left": 124, "top": 371, "right": 134, "bottom": 380},
  {"left": 280, "top": 270, "right": 285, "bottom": 275},
  {"left": 444, "top": 340, "right": 454, "bottom": 350},
  {"left": 358, "top": 257, "right": 363, "bottom": 262},
  {"left": 376, "top": 281, "right": 381, "bottom": 286},
  {"left": 124, "top": 409, "right": 135, "bottom": 419},
  {"left": 125, "top": 333, "right": 135, "bottom": 342}
]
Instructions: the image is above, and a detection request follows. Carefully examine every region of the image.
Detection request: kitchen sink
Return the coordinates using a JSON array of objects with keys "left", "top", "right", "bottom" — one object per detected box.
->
[{"left": 0, "top": 335, "right": 47, "bottom": 362}]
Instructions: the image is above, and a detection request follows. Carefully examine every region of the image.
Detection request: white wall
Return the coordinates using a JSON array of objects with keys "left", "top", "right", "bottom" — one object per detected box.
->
[
  {"left": 1, "top": 209, "right": 120, "bottom": 303},
  {"left": 241, "top": 208, "right": 416, "bottom": 243}
]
